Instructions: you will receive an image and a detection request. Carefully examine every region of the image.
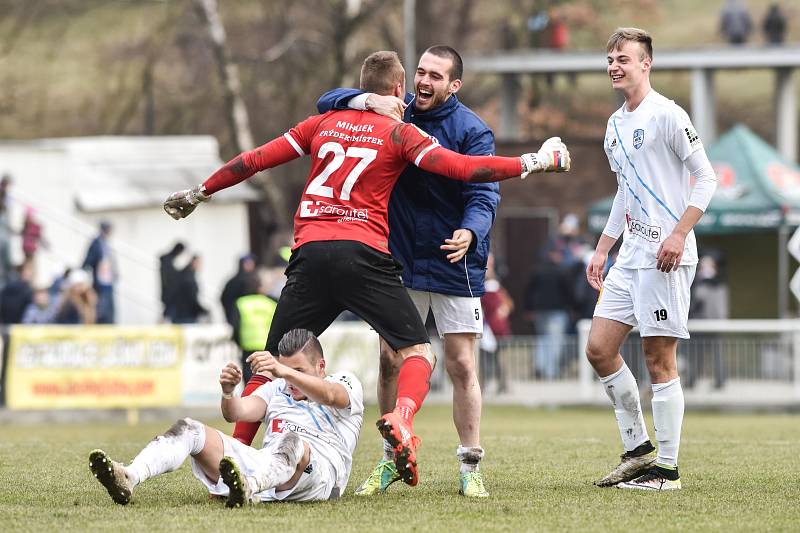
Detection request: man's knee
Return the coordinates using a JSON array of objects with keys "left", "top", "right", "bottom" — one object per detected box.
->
[
  {"left": 585, "top": 337, "right": 613, "bottom": 368},
  {"left": 379, "top": 343, "right": 402, "bottom": 380},
  {"left": 585, "top": 318, "right": 631, "bottom": 370},
  {"left": 398, "top": 342, "right": 437, "bottom": 368},
  {"left": 444, "top": 346, "right": 477, "bottom": 384},
  {"left": 644, "top": 349, "right": 674, "bottom": 376},
  {"left": 643, "top": 338, "right": 677, "bottom": 362},
  {"left": 165, "top": 417, "right": 202, "bottom": 437},
  {"left": 275, "top": 431, "right": 305, "bottom": 466},
  {"left": 164, "top": 417, "right": 206, "bottom": 455}
]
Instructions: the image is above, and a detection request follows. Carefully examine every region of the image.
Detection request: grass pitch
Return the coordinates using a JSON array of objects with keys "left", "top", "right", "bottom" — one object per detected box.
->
[{"left": 1, "top": 405, "right": 798, "bottom": 532}]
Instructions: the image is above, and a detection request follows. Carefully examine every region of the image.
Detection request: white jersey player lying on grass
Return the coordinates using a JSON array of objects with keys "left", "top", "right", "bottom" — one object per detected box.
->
[{"left": 88, "top": 328, "right": 363, "bottom": 506}]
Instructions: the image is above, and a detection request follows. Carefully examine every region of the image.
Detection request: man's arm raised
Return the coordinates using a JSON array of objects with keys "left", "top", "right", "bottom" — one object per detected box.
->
[
  {"left": 219, "top": 362, "right": 268, "bottom": 423},
  {"left": 404, "top": 127, "right": 571, "bottom": 183},
  {"left": 163, "top": 128, "right": 310, "bottom": 220}
]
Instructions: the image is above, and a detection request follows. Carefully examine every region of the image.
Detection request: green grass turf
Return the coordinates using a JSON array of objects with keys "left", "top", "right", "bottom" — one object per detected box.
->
[{"left": 1, "top": 405, "right": 798, "bottom": 532}]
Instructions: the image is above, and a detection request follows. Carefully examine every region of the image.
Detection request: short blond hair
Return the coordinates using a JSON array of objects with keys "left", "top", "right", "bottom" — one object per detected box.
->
[
  {"left": 607, "top": 27, "right": 652, "bottom": 60},
  {"left": 359, "top": 51, "right": 404, "bottom": 95}
]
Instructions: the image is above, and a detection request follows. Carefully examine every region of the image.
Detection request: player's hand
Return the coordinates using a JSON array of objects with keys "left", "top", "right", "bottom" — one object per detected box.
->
[
  {"left": 656, "top": 231, "right": 685, "bottom": 272},
  {"left": 440, "top": 229, "right": 474, "bottom": 263},
  {"left": 366, "top": 94, "right": 407, "bottom": 122},
  {"left": 520, "top": 137, "right": 571, "bottom": 178},
  {"left": 163, "top": 184, "right": 210, "bottom": 220},
  {"left": 246, "top": 351, "right": 284, "bottom": 378},
  {"left": 219, "top": 362, "right": 242, "bottom": 394},
  {"left": 586, "top": 250, "right": 608, "bottom": 290}
]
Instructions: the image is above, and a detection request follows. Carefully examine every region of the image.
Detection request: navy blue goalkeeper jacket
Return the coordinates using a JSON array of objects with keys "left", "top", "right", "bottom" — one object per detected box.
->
[{"left": 317, "top": 90, "right": 500, "bottom": 297}]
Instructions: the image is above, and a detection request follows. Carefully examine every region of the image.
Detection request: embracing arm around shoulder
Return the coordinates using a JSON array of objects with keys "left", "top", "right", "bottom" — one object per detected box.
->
[{"left": 316, "top": 88, "right": 365, "bottom": 113}]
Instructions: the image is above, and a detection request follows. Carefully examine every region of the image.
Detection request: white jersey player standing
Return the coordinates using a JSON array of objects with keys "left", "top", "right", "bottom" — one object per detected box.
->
[
  {"left": 88, "top": 329, "right": 363, "bottom": 506},
  {"left": 585, "top": 28, "right": 717, "bottom": 491}
]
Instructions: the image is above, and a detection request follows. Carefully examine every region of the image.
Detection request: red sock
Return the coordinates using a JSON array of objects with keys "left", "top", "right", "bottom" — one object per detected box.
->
[
  {"left": 393, "top": 355, "right": 432, "bottom": 425},
  {"left": 232, "top": 374, "right": 271, "bottom": 445}
]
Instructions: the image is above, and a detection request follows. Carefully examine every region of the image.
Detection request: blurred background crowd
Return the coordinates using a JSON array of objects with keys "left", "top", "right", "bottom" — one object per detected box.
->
[{"left": 0, "top": 1, "right": 796, "bottom": 395}]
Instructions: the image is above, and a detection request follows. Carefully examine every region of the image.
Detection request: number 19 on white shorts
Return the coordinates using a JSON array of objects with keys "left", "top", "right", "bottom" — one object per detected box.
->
[{"left": 594, "top": 264, "right": 696, "bottom": 338}]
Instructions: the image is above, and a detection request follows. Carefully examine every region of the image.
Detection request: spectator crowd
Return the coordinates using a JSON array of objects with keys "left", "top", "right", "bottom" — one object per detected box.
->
[{"left": 0, "top": 175, "right": 113, "bottom": 327}]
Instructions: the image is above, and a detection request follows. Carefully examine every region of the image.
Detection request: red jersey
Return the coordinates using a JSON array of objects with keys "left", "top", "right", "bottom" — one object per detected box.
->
[
  {"left": 286, "top": 110, "right": 447, "bottom": 252},
  {"left": 202, "top": 109, "right": 521, "bottom": 253}
]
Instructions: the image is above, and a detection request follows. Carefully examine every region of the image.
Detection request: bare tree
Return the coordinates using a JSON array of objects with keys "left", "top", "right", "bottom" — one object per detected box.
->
[
  {"left": 192, "top": 0, "right": 285, "bottom": 227},
  {"left": 193, "top": 0, "right": 254, "bottom": 153},
  {"left": 329, "top": 0, "right": 390, "bottom": 87}
]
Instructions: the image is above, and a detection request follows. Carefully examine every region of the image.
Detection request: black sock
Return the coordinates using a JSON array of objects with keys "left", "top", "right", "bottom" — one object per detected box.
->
[
  {"left": 626, "top": 440, "right": 656, "bottom": 457},
  {"left": 654, "top": 465, "right": 680, "bottom": 481}
]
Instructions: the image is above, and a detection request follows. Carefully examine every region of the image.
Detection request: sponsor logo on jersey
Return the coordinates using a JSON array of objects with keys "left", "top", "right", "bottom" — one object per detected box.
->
[
  {"left": 300, "top": 200, "right": 369, "bottom": 223},
  {"left": 270, "top": 418, "right": 335, "bottom": 445},
  {"left": 627, "top": 216, "right": 661, "bottom": 242},
  {"left": 609, "top": 137, "right": 617, "bottom": 148},
  {"left": 684, "top": 126, "right": 701, "bottom": 148},
  {"left": 338, "top": 375, "right": 353, "bottom": 389},
  {"left": 633, "top": 129, "right": 644, "bottom": 150}
]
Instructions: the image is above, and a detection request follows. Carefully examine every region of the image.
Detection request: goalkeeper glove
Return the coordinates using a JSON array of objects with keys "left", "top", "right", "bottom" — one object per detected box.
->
[
  {"left": 163, "top": 184, "right": 210, "bottom": 220},
  {"left": 520, "top": 137, "right": 571, "bottom": 178}
]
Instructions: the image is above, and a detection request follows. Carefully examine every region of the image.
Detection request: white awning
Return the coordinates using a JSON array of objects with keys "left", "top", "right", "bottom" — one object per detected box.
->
[{"left": 33, "top": 136, "right": 260, "bottom": 212}]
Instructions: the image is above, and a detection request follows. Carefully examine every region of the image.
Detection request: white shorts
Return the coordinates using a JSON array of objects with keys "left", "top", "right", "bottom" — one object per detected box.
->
[
  {"left": 190, "top": 431, "right": 337, "bottom": 502},
  {"left": 594, "top": 265, "right": 696, "bottom": 339},
  {"left": 407, "top": 288, "right": 483, "bottom": 338}
]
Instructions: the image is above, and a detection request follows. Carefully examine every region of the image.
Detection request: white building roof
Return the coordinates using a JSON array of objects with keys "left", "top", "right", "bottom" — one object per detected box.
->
[{"left": 19, "top": 136, "right": 260, "bottom": 212}]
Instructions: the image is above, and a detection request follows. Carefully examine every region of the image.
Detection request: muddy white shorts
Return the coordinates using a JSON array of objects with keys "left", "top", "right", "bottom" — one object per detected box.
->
[
  {"left": 406, "top": 288, "right": 483, "bottom": 338},
  {"left": 593, "top": 264, "right": 696, "bottom": 338},
  {"left": 190, "top": 430, "right": 337, "bottom": 502}
]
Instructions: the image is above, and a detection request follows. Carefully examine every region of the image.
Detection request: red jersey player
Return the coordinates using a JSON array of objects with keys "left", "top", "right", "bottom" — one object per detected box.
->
[{"left": 163, "top": 51, "right": 569, "bottom": 490}]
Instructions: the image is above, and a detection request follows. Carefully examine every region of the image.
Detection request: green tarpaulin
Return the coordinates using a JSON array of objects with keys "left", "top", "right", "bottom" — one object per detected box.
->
[{"left": 588, "top": 125, "right": 800, "bottom": 234}]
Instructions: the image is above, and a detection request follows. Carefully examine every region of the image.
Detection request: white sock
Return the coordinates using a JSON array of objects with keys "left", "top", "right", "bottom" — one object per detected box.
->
[
  {"left": 599, "top": 363, "right": 650, "bottom": 452},
  {"left": 382, "top": 438, "right": 395, "bottom": 461},
  {"left": 456, "top": 445, "right": 484, "bottom": 474},
  {"left": 126, "top": 418, "right": 206, "bottom": 487},
  {"left": 651, "top": 378, "right": 684, "bottom": 468},
  {"left": 248, "top": 432, "right": 305, "bottom": 493}
]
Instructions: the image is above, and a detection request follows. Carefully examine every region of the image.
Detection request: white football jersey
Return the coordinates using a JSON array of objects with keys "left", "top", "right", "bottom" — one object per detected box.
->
[
  {"left": 603, "top": 90, "right": 703, "bottom": 268},
  {"left": 252, "top": 371, "right": 364, "bottom": 494}
]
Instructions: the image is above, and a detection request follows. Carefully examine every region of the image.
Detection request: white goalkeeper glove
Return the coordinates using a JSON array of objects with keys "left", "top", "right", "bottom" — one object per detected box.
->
[
  {"left": 163, "top": 184, "right": 210, "bottom": 220},
  {"left": 520, "top": 137, "right": 571, "bottom": 178}
]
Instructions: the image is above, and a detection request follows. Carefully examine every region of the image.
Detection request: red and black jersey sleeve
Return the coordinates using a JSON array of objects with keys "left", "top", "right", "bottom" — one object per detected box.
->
[
  {"left": 397, "top": 123, "right": 522, "bottom": 183},
  {"left": 202, "top": 114, "right": 325, "bottom": 195}
]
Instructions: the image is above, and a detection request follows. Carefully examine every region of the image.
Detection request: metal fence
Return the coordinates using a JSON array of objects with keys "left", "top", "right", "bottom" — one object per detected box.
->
[{"left": 427, "top": 319, "right": 800, "bottom": 408}]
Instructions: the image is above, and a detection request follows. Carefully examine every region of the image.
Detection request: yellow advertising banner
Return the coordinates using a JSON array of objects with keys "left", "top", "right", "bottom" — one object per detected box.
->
[{"left": 6, "top": 325, "right": 183, "bottom": 409}]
